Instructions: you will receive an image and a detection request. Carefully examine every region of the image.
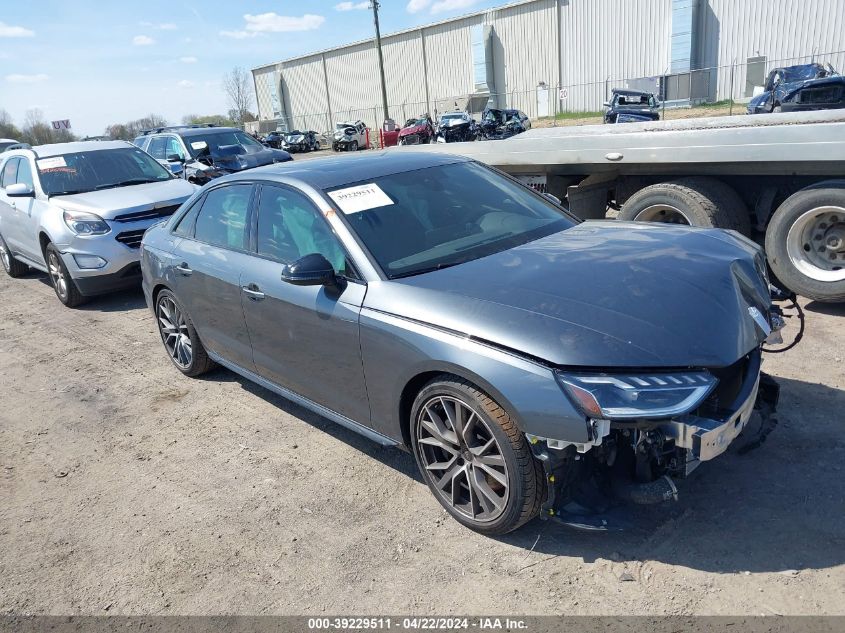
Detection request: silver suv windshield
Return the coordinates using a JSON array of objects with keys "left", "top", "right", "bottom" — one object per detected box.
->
[
  {"left": 325, "top": 161, "right": 575, "bottom": 279},
  {"left": 37, "top": 147, "right": 172, "bottom": 196},
  {"left": 185, "top": 130, "right": 265, "bottom": 158}
]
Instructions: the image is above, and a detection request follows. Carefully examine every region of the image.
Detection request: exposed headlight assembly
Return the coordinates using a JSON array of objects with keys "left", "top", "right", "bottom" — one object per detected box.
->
[
  {"left": 63, "top": 210, "right": 110, "bottom": 236},
  {"left": 555, "top": 371, "right": 718, "bottom": 420}
]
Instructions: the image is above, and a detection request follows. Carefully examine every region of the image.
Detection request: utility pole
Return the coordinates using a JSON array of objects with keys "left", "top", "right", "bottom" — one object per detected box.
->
[{"left": 371, "top": 1, "right": 389, "bottom": 122}]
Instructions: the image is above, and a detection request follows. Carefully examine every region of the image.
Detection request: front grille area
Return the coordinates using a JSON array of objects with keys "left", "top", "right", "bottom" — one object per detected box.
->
[
  {"left": 403, "top": 134, "right": 421, "bottom": 145},
  {"left": 113, "top": 205, "right": 180, "bottom": 223},
  {"left": 115, "top": 229, "right": 146, "bottom": 249},
  {"left": 797, "top": 85, "right": 843, "bottom": 104},
  {"left": 695, "top": 351, "right": 758, "bottom": 417}
]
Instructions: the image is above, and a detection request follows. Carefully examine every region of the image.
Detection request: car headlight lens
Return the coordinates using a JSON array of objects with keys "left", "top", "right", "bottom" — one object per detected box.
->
[
  {"left": 555, "top": 371, "right": 718, "bottom": 420},
  {"left": 63, "top": 210, "right": 110, "bottom": 236}
]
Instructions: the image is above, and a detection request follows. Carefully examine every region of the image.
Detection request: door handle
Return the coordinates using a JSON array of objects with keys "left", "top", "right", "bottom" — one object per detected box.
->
[
  {"left": 175, "top": 263, "right": 193, "bottom": 276},
  {"left": 242, "top": 284, "right": 265, "bottom": 301}
]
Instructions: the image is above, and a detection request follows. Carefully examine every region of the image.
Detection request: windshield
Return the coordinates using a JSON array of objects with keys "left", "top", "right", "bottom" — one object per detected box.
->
[
  {"left": 36, "top": 147, "right": 172, "bottom": 196},
  {"left": 442, "top": 114, "right": 465, "bottom": 121},
  {"left": 336, "top": 123, "right": 356, "bottom": 131},
  {"left": 325, "top": 161, "right": 575, "bottom": 279},
  {"left": 185, "top": 130, "right": 265, "bottom": 158},
  {"left": 781, "top": 65, "right": 826, "bottom": 83}
]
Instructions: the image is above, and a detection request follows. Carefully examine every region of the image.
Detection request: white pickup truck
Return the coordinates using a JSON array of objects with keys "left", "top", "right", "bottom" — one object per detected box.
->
[{"left": 415, "top": 109, "right": 845, "bottom": 303}]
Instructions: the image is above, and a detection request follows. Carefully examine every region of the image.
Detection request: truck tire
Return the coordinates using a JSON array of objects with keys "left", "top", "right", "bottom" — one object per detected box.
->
[
  {"left": 410, "top": 375, "right": 545, "bottom": 535},
  {"left": 619, "top": 177, "right": 751, "bottom": 235},
  {"left": 0, "top": 233, "right": 29, "bottom": 278},
  {"left": 765, "top": 182, "right": 845, "bottom": 303}
]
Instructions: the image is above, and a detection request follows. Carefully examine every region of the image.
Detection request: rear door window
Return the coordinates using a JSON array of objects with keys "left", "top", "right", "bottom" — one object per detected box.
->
[{"left": 193, "top": 184, "right": 254, "bottom": 250}]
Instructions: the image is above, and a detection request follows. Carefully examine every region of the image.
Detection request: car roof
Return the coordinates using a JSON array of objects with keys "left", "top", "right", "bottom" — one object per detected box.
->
[
  {"left": 174, "top": 127, "right": 241, "bottom": 137},
  {"left": 31, "top": 140, "right": 133, "bottom": 157},
  {"left": 0, "top": 138, "right": 18, "bottom": 143},
  {"left": 221, "top": 151, "right": 468, "bottom": 190},
  {"left": 612, "top": 88, "right": 652, "bottom": 96}
]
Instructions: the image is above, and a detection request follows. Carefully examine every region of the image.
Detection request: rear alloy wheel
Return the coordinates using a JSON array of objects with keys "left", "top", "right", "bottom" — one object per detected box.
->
[
  {"left": 618, "top": 177, "right": 751, "bottom": 235},
  {"left": 45, "top": 243, "right": 85, "bottom": 307},
  {"left": 766, "top": 182, "right": 845, "bottom": 302},
  {"left": 155, "top": 289, "right": 215, "bottom": 376},
  {"left": 411, "top": 376, "right": 544, "bottom": 535},
  {"left": 0, "top": 234, "right": 29, "bottom": 278}
]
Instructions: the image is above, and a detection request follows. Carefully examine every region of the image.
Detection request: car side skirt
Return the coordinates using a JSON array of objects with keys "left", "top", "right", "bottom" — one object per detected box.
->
[{"left": 205, "top": 349, "right": 399, "bottom": 448}]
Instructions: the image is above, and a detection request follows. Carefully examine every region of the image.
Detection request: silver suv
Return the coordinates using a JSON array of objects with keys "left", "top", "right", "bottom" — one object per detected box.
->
[{"left": 0, "top": 140, "right": 197, "bottom": 306}]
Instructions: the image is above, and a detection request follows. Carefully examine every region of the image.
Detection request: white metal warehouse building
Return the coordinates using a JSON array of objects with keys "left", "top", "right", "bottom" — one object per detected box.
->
[{"left": 251, "top": 0, "right": 845, "bottom": 133}]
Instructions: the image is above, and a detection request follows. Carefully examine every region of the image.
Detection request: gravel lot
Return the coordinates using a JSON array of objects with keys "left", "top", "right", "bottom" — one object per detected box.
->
[{"left": 1, "top": 262, "right": 843, "bottom": 616}]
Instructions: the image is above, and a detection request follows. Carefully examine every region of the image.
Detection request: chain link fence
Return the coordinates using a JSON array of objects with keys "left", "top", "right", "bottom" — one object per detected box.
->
[{"left": 250, "top": 48, "right": 845, "bottom": 145}]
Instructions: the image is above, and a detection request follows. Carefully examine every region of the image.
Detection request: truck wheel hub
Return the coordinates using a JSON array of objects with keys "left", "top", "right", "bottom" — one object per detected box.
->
[{"left": 786, "top": 206, "right": 845, "bottom": 282}]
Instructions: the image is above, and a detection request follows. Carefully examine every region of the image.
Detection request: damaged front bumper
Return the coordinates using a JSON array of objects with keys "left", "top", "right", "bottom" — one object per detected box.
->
[{"left": 529, "top": 351, "right": 780, "bottom": 531}]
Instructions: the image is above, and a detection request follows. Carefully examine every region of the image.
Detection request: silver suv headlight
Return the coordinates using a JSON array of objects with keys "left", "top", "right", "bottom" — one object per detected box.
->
[
  {"left": 63, "top": 210, "right": 110, "bottom": 236},
  {"left": 555, "top": 371, "right": 718, "bottom": 420}
]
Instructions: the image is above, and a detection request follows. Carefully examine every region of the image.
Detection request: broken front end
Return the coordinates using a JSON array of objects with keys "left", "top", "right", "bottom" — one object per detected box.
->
[{"left": 529, "top": 347, "right": 781, "bottom": 530}]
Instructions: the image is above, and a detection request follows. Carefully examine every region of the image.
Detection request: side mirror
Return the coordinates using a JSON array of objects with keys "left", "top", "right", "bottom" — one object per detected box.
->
[
  {"left": 168, "top": 163, "right": 185, "bottom": 177},
  {"left": 167, "top": 153, "right": 185, "bottom": 163},
  {"left": 603, "top": 101, "right": 611, "bottom": 108},
  {"left": 543, "top": 192, "right": 562, "bottom": 206},
  {"left": 281, "top": 253, "right": 338, "bottom": 287},
  {"left": 6, "top": 183, "right": 34, "bottom": 198}
]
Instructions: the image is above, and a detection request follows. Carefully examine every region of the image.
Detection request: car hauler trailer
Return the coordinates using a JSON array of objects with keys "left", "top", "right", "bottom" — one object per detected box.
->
[{"left": 410, "top": 109, "right": 845, "bottom": 303}]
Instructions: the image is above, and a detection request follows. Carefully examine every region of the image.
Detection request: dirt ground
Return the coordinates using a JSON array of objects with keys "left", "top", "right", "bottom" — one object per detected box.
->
[{"left": 1, "top": 266, "right": 843, "bottom": 616}]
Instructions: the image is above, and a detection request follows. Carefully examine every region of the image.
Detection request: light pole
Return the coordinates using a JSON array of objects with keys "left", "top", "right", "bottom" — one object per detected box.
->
[{"left": 371, "top": 1, "right": 389, "bottom": 122}]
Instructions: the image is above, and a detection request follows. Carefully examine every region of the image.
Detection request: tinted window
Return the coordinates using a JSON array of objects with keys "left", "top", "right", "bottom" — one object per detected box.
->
[
  {"left": 326, "top": 161, "right": 574, "bottom": 279},
  {"left": 36, "top": 148, "right": 171, "bottom": 196},
  {"left": 193, "top": 184, "right": 252, "bottom": 250},
  {"left": 16, "top": 159, "right": 33, "bottom": 188},
  {"left": 172, "top": 199, "right": 202, "bottom": 237},
  {"left": 147, "top": 136, "right": 167, "bottom": 160},
  {"left": 256, "top": 185, "right": 349, "bottom": 274},
  {"left": 1, "top": 158, "right": 18, "bottom": 188}
]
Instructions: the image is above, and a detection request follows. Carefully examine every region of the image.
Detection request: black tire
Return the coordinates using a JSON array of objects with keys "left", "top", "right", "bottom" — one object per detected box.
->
[
  {"left": 619, "top": 177, "right": 751, "bottom": 235},
  {"left": 349, "top": 141, "right": 358, "bottom": 152},
  {"left": 410, "top": 375, "right": 545, "bottom": 535},
  {"left": 154, "top": 289, "right": 216, "bottom": 376},
  {"left": 765, "top": 182, "right": 845, "bottom": 303},
  {"left": 44, "top": 243, "right": 86, "bottom": 307},
  {"left": 0, "top": 233, "right": 29, "bottom": 278}
]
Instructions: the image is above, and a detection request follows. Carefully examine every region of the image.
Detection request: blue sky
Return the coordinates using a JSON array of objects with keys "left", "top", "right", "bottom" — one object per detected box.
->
[{"left": 0, "top": 0, "right": 505, "bottom": 136}]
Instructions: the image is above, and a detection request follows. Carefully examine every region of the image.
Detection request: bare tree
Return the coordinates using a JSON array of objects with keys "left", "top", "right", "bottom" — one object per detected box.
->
[{"left": 222, "top": 67, "right": 254, "bottom": 126}]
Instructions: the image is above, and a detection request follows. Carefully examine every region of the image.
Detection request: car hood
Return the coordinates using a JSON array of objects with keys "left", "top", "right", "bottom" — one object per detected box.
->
[
  {"left": 399, "top": 124, "right": 428, "bottom": 136},
  {"left": 208, "top": 147, "right": 289, "bottom": 170},
  {"left": 50, "top": 179, "right": 197, "bottom": 220},
  {"left": 440, "top": 119, "right": 470, "bottom": 128},
  {"left": 364, "top": 222, "right": 770, "bottom": 369}
]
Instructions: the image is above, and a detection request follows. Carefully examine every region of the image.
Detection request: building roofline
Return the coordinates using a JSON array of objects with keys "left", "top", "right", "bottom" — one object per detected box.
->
[{"left": 251, "top": 0, "right": 544, "bottom": 72}]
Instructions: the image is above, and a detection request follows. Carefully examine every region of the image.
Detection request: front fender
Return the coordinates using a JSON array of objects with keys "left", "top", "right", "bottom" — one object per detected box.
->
[{"left": 359, "top": 308, "right": 590, "bottom": 446}]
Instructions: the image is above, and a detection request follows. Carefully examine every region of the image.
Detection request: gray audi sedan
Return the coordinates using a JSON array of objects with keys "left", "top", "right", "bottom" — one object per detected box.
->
[{"left": 141, "top": 152, "right": 777, "bottom": 534}]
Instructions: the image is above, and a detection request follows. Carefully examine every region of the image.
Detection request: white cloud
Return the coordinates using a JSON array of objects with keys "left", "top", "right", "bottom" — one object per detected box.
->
[
  {"left": 430, "top": 0, "right": 479, "bottom": 13},
  {"left": 406, "top": 0, "right": 431, "bottom": 13},
  {"left": 242, "top": 13, "right": 325, "bottom": 32},
  {"left": 177, "top": 80, "right": 195, "bottom": 88},
  {"left": 6, "top": 73, "right": 49, "bottom": 83},
  {"left": 335, "top": 1, "right": 369, "bottom": 10},
  {"left": 132, "top": 35, "right": 155, "bottom": 46},
  {"left": 140, "top": 21, "right": 177, "bottom": 30},
  {"left": 179, "top": 56, "right": 198, "bottom": 63},
  {"left": 219, "top": 30, "right": 259, "bottom": 40},
  {"left": 0, "top": 21, "right": 35, "bottom": 37}
]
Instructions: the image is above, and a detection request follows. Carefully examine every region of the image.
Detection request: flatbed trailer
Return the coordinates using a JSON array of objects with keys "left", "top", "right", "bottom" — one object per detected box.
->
[{"left": 412, "top": 109, "right": 845, "bottom": 302}]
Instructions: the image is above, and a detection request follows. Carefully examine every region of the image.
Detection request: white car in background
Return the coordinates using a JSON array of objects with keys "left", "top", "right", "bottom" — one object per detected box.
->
[{"left": 0, "top": 140, "right": 197, "bottom": 307}]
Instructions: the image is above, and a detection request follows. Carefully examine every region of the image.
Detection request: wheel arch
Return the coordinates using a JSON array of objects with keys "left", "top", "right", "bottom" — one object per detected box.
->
[{"left": 396, "top": 363, "right": 525, "bottom": 451}]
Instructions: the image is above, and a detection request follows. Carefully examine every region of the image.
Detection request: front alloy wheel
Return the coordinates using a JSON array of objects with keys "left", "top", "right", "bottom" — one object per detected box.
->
[
  {"left": 411, "top": 376, "right": 545, "bottom": 534},
  {"left": 45, "top": 243, "right": 85, "bottom": 307}
]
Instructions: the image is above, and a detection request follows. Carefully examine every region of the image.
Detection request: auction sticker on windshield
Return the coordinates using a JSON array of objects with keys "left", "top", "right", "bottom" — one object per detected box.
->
[
  {"left": 328, "top": 183, "right": 394, "bottom": 214},
  {"left": 36, "top": 156, "right": 67, "bottom": 170}
]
